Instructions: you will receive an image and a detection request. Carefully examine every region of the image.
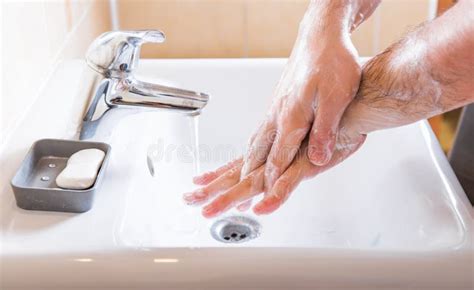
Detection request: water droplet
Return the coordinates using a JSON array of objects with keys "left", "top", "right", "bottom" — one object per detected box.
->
[
  {"left": 41, "top": 176, "right": 50, "bottom": 181},
  {"left": 48, "top": 163, "right": 56, "bottom": 168}
]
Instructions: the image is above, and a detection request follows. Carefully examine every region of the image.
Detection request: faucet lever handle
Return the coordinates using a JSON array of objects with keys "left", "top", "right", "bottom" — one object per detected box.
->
[
  {"left": 132, "top": 30, "right": 165, "bottom": 44},
  {"left": 86, "top": 30, "right": 165, "bottom": 77}
]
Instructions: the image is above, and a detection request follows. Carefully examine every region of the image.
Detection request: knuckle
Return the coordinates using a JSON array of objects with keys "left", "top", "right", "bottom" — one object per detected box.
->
[
  {"left": 287, "top": 127, "right": 308, "bottom": 140},
  {"left": 277, "top": 146, "right": 298, "bottom": 164},
  {"left": 312, "top": 127, "right": 336, "bottom": 142},
  {"left": 240, "top": 174, "right": 257, "bottom": 188},
  {"left": 267, "top": 150, "right": 283, "bottom": 167},
  {"left": 197, "top": 188, "right": 209, "bottom": 198},
  {"left": 244, "top": 173, "right": 263, "bottom": 192},
  {"left": 264, "top": 164, "right": 280, "bottom": 180},
  {"left": 224, "top": 166, "right": 239, "bottom": 178},
  {"left": 219, "top": 192, "right": 234, "bottom": 204},
  {"left": 266, "top": 128, "right": 279, "bottom": 143},
  {"left": 241, "top": 173, "right": 255, "bottom": 184}
]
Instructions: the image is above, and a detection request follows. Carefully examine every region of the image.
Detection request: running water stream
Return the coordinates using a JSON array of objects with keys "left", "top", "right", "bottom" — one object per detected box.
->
[{"left": 189, "top": 114, "right": 201, "bottom": 176}]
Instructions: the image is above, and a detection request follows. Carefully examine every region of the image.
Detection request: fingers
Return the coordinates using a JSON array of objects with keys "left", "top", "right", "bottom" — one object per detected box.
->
[
  {"left": 308, "top": 90, "right": 353, "bottom": 166},
  {"left": 241, "top": 121, "right": 276, "bottom": 178},
  {"left": 307, "top": 113, "right": 338, "bottom": 166},
  {"left": 189, "top": 132, "right": 366, "bottom": 218},
  {"left": 263, "top": 124, "right": 308, "bottom": 191},
  {"left": 236, "top": 199, "right": 252, "bottom": 211},
  {"left": 254, "top": 132, "right": 366, "bottom": 216},
  {"left": 202, "top": 165, "right": 265, "bottom": 218},
  {"left": 184, "top": 161, "right": 243, "bottom": 206},
  {"left": 193, "top": 158, "right": 243, "bottom": 186},
  {"left": 254, "top": 158, "right": 306, "bottom": 215}
]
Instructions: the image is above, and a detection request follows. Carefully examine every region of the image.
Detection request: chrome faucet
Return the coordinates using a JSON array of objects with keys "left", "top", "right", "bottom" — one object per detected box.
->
[{"left": 80, "top": 30, "right": 209, "bottom": 140}]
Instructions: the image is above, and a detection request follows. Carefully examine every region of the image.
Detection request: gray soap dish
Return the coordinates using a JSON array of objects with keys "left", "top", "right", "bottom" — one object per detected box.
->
[{"left": 11, "top": 139, "right": 111, "bottom": 213}]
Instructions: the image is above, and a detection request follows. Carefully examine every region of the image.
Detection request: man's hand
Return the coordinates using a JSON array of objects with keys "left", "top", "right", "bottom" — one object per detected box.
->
[
  {"left": 183, "top": 0, "right": 474, "bottom": 218},
  {"left": 241, "top": 0, "right": 380, "bottom": 197},
  {"left": 184, "top": 128, "right": 366, "bottom": 218}
]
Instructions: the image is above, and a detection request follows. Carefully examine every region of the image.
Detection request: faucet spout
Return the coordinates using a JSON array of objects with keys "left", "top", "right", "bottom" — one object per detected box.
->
[
  {"left": 80, "top": 30, "right": 210, "bottom": 141},
  {"left": 108, "top": 78, "right": 209, "bottom": 112}
]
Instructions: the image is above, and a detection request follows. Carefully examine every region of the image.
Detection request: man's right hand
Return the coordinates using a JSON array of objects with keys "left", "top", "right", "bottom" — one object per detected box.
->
[{"left": 241, "top": 0, "right": 381, "bottom": 199}]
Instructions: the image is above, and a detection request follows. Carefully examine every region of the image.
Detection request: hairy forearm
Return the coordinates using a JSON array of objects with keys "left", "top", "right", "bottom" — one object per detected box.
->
[{"left": 344, "top": 0, "right": 474, "bottom": 134}]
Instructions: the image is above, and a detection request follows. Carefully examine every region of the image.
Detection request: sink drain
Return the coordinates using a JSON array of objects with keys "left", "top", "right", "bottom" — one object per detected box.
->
[{"left": 210, "top": 216, "right": 261, "bottom": 243}]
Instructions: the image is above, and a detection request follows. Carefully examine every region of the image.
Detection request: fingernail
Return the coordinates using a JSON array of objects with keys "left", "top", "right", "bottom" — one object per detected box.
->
[
  {"left": 183, "top": 192, "right": 194, "bottom": 200},
  {"left": 183, "top": 193, "right": 198, "bottom": 205},
  {"left": 194, "top": 189, "right": 206, "bottom": 198},
  {"left": 193, "top": 173, "right": 211, "bottom": 184},
  {"left": 308, "top": 146, "right": 331, "bottom": 166},
  {"left": 253, "top": 197, "right": 271, "bottom": 213},
  {"left": 254, "top": 195, "right": 282, "bottom": 215},
  {"left": 253, "top": 203, "right": 263, "bottom": 214},
  {"left": 237, "top": 200, "right": 252, "bottom": 211},
  {"left": 253, "top": 203, "right": 269, "bottom": 215},
  {"left": 192, "top": 176, "right": 204, "bottom": 184},
  {"left": 183, "top": 189, "right": 206, "bottom": 204},
  {"left": 202, "top": 205, "right": 218, "bottom": 218}
]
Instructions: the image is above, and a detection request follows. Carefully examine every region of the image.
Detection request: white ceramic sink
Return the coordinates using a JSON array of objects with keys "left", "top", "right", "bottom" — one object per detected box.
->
[{"left": 1, "top": 59, "right": 472, "bottom": 289}]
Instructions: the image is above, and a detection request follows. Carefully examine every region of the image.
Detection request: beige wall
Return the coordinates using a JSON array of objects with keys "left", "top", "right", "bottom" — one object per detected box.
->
[
  {"left": 0, "top": 0, "right": 434, "bottom": 147},
  {"left": 1, "top": 0, "right": 111, "bottom": 148},
  {"left": 117, "top": 0, "right": 433, "bottom": 58}
]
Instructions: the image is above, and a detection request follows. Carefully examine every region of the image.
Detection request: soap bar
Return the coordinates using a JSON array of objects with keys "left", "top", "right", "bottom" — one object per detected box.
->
[{"left": 56, "top": 149, "right": 105, "bottom": 190}]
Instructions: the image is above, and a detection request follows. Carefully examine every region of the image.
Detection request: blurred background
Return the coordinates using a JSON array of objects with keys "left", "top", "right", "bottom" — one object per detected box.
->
[{"left": 1, "top": 0, "right": 459, "bottom": 152}]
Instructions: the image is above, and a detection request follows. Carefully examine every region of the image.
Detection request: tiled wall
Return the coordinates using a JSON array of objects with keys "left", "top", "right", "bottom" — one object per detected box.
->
[
  {"left": 117, "top": 0, "right": 433, "bottom": 58},
  {"left": 0, "top": 0, "right": 437, "bottom": 149},
  {"left": 1, "top": 0, "right": 111, "bottom": 148}
]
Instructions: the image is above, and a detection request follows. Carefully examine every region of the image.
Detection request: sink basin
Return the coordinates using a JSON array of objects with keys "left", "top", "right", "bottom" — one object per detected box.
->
[{"left": 1, "top": 59, "right": 472, "bottom": 289}]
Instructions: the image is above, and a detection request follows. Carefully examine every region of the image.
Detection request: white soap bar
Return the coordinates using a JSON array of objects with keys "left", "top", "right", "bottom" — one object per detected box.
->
[{"left": 56, "top": 149, "right": 105, "bottom": 190}]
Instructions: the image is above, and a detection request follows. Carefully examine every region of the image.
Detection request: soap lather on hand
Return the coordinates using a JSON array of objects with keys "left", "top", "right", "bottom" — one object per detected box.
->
[{"left": 56, "top": 149, "right": 105, "bottom": 190}]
